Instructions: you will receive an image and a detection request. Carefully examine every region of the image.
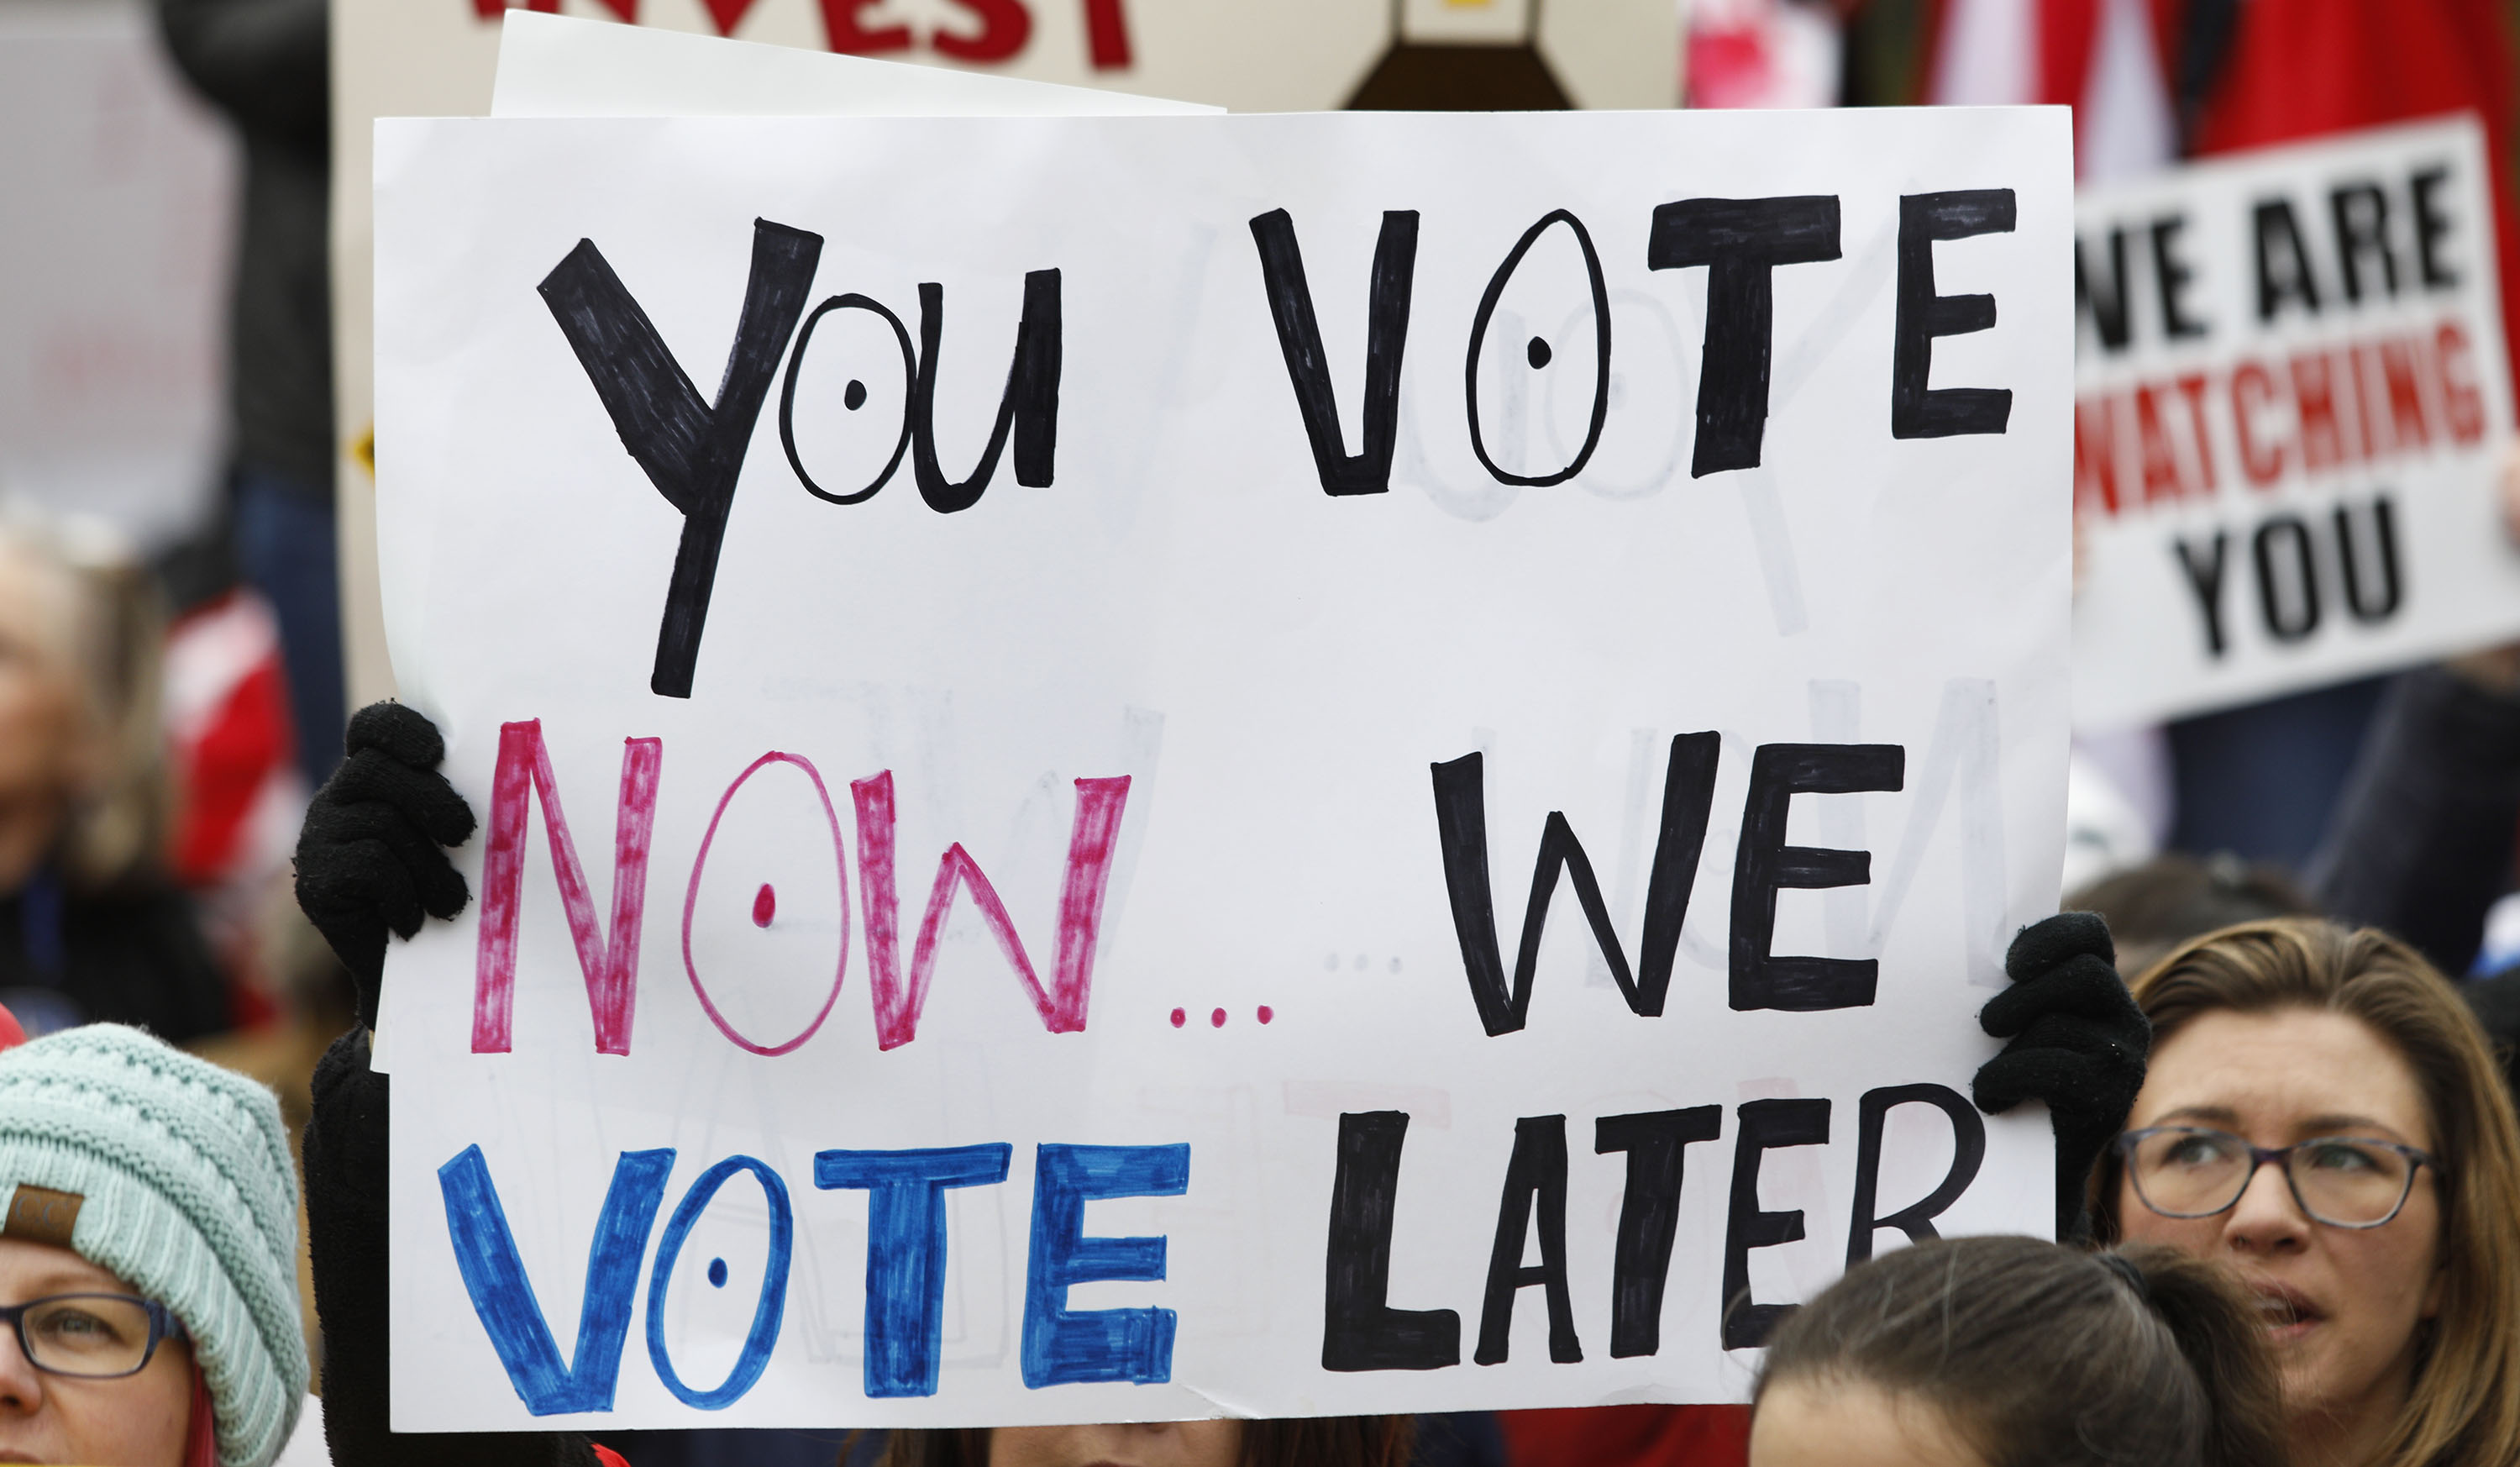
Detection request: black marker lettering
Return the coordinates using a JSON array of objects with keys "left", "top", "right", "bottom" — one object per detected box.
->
[
  {"left": 910, "top": 270, "right": 1062, "bottom": 514},
  {"left": 1466, "top": 211, "right": 1610, "bottom": 487},
  {"left": 1322, "top": 1112, "right": 1461, "bottom": 1372},
  {"left": 1730, "top": 743, "right": 1904, "bottom": 1012},
  {"left": 538, "top": 219, "right": 822, "bottom": 699},
  {"left": 1647, "top": 196, "right": 1842, "bottom": 476},
  {"left": 1475, "top": 1115, "right": 1581, "bottom": 1365},
  {"left": 1893, "top": 190, "right": 2016, "bottom": 439},
  {"left": 1431, "top": 734, "right": 1721, "bottom": 1038},
  {"left": 1721, "top": 1097, "right": 1830, "bottom": 1350},
  {"left": 780, "top": 293, "right": 916, "bottom": 506},
  {"left": 1249, "top": 209, "right": 1420, "bottom": 497},
  {"left": 1595, "top": 1107, "right": 1721, "bottom": 1359},
  {"left": 1845, "top": 1084, "right": 1985, "bottom": 1265}
]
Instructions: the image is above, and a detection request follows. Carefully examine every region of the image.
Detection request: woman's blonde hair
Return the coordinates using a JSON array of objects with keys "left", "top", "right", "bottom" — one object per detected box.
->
[
  {"left": 0, "top": 513, "right": 169, "bottom": 890},
  {"left": 2099, "top": 917, "right": 2520, "bottom": 1467}
]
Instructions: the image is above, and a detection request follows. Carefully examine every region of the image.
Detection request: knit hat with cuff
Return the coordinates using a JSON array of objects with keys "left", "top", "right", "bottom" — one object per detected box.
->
[{"left": 0, "top": 1023, "right": 306, "bottom": 1467}]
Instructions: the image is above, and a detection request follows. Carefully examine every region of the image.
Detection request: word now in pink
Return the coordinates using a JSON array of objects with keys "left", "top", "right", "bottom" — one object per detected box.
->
[{"left": 467, "top": 719, "right": 1131, "bottom": 1060}]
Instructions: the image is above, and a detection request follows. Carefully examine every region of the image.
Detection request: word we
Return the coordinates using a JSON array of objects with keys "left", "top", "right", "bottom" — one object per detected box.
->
[
  {"left": 1325, "top": 1085, "right": 1982, "bottom": 1367},
  {"left": 1432, "top": 735, "right": 1908, "bottom": 1033},
  {"left": 442, "top": 1137, "right": 1187, "bottom": 1412},
  {"left": 470, "top": 718, "right": 1128, "bottom": 1056}
]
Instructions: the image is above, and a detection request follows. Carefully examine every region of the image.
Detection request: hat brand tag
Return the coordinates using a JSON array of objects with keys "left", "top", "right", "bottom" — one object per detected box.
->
[{"left": 3, "top": 1186, "right": 81, "bottom": 1248}]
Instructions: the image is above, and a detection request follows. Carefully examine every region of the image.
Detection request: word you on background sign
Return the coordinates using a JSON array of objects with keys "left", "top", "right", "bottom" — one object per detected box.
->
[
  {"left": 2071, "top": 117, "right": 2520, "bottom": 729},
  {"left": 374, "top": 108, "right": 2070, "bottom": 1429}
]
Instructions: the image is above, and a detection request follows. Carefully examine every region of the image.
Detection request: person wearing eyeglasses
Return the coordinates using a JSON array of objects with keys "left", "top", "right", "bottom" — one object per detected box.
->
[
  {"left": 2100, "top": 917, "right": 2520, "bottom": 1467},
  {"left": 0, "top": 1023, "right": 310, "bottom": 1467}
]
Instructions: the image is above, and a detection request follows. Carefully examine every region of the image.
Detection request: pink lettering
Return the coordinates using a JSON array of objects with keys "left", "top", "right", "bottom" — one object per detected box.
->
[
  {"left": 680, "top": 753, "right": 851, "bottom": 1057},
  {"left": 851, "top": 771, "right": 1130, "bottom": 1049}
]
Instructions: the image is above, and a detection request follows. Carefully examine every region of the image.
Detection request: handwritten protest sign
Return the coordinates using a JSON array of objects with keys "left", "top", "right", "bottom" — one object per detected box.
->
[
  {"left": 374, "top": 107, "right": 2071, "bottom": 1429},
  {"left": 2071, "top": 118, "right": 2520, "bottom": 729}
]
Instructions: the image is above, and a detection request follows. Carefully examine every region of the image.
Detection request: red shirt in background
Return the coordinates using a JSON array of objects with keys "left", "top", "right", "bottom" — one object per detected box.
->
[
  {"left": 2175, "top": 0, "right": 2520, "bottom": 400},
  {"left": 1498, "top": 1403, "right": 1751, "bottom": 1467}
]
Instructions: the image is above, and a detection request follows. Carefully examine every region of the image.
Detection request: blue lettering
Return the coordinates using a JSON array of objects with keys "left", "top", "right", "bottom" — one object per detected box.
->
[
  {"left": 438, "top": 1144, "right": 674, "bottom": 1416},
  {"left": 645, "top": 1155, "right": 795, "bottom": 1409},
  {"left": 1021, "top": 1143, "right": 1190, "bottom": 1388},
  {"left": 815, "top": 1144, "right": 1014, "bottom": 1398}
]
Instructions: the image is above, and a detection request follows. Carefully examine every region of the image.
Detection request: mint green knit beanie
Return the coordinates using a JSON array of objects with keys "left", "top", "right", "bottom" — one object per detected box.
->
[{"left": 0, "top": 1024, "right": 306, "bottom": 1467}]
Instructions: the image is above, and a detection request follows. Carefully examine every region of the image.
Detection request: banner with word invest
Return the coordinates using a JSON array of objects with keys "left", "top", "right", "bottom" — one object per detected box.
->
[
  {"left": 2071, "top": 118, "right": 2520, "bottom": 729},
  {"left": 374, "top": 107, "right": 2071, "bottom": 1430}
]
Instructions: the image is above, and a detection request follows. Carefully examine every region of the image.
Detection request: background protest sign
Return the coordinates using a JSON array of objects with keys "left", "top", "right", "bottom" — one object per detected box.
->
[
  {"left": 2071, "top": 118, "right": 2520, "bottom": 730},
  {"left": 328, "top": 0, "right": 1683, "bottom": 720},
  {"left": 374, "top": 106, "right": 2071, "bottom": 1429}
]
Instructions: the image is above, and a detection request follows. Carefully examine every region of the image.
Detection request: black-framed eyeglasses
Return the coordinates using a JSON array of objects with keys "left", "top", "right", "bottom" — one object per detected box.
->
[
  {"left": 2116, "top": 1126, "right": 2442, "bottom": 1229},
  {"left": 0, "top": 1294, "right": 188, "bottom": 1378}
]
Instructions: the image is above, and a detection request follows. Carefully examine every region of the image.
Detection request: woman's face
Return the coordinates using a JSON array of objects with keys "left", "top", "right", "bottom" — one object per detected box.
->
[
  {"left": 0, "top": 558, "right": 84, "bottom": 812},
  {"left": 2117, "top": 1007, "right": 2444, "bottom": 1440},
  {"left": 990, "top": 1422, "right": 1242, "bottom": 1467},
  {"left": 0, "top": 1238, "right": 193, "bottom": 1465},
  {"left": 1751, "top": 1379, "right": 1987, "bottom": 1467}
]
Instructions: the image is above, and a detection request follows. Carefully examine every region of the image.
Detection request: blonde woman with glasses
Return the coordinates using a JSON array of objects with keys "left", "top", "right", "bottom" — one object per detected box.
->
[{"left": 2101, "top": 918, "right": 2520, "bottom": 1467}]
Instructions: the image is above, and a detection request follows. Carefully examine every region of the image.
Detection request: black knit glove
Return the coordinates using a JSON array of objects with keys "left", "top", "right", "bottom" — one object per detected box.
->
[
  {"left": 294, "top": 702, "right": 476, "bottom": 1028},
  {"left": 1972, "top": 912, "right": 2150, "bottom": 1244}
]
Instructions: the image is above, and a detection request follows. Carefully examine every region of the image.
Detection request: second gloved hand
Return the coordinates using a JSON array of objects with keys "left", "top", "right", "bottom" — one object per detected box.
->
[{"left": 1972, "top": 912, "right": 2151, "bottom": 1244}]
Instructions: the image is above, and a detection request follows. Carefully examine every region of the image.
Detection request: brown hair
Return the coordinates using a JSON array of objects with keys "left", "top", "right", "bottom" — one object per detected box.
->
[
  {"left": 1756, "top": 1237, "right": 2284, "bottom": 1467},
  {"left": 2068, "top": 853, "right": 2316, "bottom": 980},
  {"left": 865, "top": 1417, "right": 1413, "bottom": 1467},
  {"left": 2103, "top": 918, "right": 2520, "bottom": 1467}
]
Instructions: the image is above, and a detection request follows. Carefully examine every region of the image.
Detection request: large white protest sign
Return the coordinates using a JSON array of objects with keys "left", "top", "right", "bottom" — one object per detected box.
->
[
  {"left": 2072, "top": 118, "right": 2520, "bottom": 729},
  {"left": 375, "top": 107, "right": 2071, "bottom": 1429}
]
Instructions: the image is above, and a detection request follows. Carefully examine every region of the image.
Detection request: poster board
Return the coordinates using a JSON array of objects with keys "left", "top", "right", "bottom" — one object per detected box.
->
[
  {"left": 375, "top": 105, "right": 2071, "bottom": 1429},
  {"left": 2071, "top": 118, "right": 2520, "bottom": 729},
  {"left": 329, "top": 0, "right": 1686, "bottom": 715}
]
